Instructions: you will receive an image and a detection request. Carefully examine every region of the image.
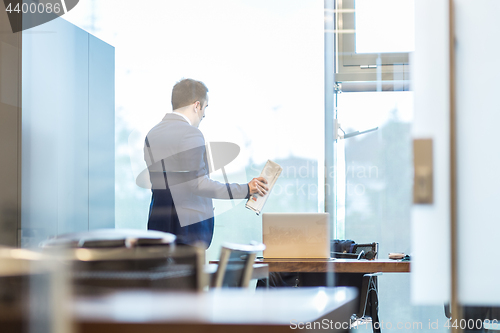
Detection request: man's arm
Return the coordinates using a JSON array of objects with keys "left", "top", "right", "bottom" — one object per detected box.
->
[{"left": 180, "top": 128, "right": 268, "bottom": 199}]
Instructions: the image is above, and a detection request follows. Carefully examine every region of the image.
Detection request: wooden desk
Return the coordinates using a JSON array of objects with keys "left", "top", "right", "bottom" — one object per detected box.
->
[
  {"left": 74, "top": 287, "right": 357, "bottom": 333},
  {"left": 252, "top": 258, "right": 410, "bottom": 274},
  {"left": 205, "top": 263, "right": 269, "bottom": 287}
]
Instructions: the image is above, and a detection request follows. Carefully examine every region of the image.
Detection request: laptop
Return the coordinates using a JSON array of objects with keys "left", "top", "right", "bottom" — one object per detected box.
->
[{"left": 262, "top": 213, "right": 331, "bottom": 259}]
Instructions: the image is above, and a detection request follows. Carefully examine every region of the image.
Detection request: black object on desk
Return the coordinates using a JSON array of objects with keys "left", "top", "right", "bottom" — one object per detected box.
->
[{"left": 257, "top": 240, "right": 382, "bottom": 333}]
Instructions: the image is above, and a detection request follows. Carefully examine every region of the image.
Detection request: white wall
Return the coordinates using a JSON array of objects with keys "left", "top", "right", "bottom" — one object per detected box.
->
[
  {"left": 411, "top": 0, "right": 451, "bottom": 305},
  {"left": 455, "top": 0, "right": 500, "bottom": 306},
  {"left": 413, "top": 0, "right": 500, "bottom": 307}
]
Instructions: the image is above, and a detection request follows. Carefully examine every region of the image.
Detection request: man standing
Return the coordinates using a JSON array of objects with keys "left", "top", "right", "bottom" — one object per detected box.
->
[{"left": 144, "top": 78, "right": 268, "bottom": 248}]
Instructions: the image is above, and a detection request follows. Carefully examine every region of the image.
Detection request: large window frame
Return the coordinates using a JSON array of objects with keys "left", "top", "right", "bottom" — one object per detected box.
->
[
  {"left": 328, "top": 0, "right": 414, "bottom": 239},
  {"left": 334, "top": 0, "right": 410, "bottom": 90}
]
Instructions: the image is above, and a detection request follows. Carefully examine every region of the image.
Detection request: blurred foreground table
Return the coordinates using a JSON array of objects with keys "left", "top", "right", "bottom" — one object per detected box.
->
[{"left": 74, "top": 287, "right": 357, "bottom": 333}]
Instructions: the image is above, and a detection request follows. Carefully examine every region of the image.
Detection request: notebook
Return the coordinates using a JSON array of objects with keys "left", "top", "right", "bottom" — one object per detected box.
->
[
  {"left": 262, "top": 213, "right": 330, "bottom": 259},
  {"left": 246, "top": 160, "right": 282, "bottom": 215}
]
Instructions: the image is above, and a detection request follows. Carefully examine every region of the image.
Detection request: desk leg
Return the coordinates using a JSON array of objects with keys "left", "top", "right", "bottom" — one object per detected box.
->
[
  {"left": 369, "top": 286, "right": 381, "bottom": 333},
  {"left": 365, "top": 275, "right": 380, "bottom": 333},
  {"left": 350, "top": 274, "right": 380, "bottom": 333}
]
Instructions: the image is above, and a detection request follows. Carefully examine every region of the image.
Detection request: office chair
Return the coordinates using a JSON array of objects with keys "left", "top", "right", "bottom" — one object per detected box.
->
[
  {"left": 213, "top": 242, "right": 266, "bottom": 288},
  {"left": 41, "top": 229, "right": 206, "bottom": 293},
  {"left": 69, "top": 245, "right": 206, "bottom": 292},
  {"left": 40, "top": 228, "right": 176, "bottom": 249}
]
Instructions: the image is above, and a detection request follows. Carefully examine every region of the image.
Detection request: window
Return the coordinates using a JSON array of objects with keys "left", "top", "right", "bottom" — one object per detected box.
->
[
  {"left": 336, "top": 91, "right": 413, "bottom": 249},
  {"left": 335, "top": 0, "right": 413, "bottom": 88},
  {"left": 64, "top": 0, "right": 325, "bottom": 261}
]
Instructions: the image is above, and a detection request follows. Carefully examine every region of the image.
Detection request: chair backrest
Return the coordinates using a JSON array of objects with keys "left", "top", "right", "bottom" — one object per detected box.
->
[
  {"left": 40, "top": 228, "right": 176, "bottom": 249},
  {"left": 70, "top": 245, "right": 206, "bottom": 292},
  {"left": 213, "top": 242, "right": 266, "bottom": 288},
  {"left": 41, "top": 229, "right": 204, "bottom": 292}
]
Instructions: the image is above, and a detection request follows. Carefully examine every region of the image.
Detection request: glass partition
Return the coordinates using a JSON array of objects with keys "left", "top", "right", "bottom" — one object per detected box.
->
[
  {"left": 64, "top": 0, "right": 325, "bottom": 260},
  {"left": 9, "top": 0, "right": 500, "bottom": 331},
  {"left": 22, "top": 17, "right": 115, "bottom": 247},
  {"left": 332, "top": 0, "right": 448, "bottom": 331}
]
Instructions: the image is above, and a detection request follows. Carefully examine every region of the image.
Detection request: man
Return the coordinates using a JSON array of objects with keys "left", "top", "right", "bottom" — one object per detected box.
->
[{"left": 144, "top": 78, "right": 268, "bottom": 248}]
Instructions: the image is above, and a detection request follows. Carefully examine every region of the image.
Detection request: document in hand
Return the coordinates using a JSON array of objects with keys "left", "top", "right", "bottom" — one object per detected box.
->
[{"left": 245, "top": 160, "right": 282, "bottom": 215}]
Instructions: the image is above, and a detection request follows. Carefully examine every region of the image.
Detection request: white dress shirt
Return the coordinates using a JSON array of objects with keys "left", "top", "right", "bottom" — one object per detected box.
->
[{"left": 172, "top": 111, "right": 192, "bottom": 126}]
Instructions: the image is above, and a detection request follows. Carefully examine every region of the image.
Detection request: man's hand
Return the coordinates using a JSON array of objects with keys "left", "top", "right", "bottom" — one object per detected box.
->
[{"left": 248, "top": 177, "right": 269, "bottom": 196}]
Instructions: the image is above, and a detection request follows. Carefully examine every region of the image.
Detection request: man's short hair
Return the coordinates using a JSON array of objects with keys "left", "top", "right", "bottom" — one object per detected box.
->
[{"left": 171, "top": 78, "right": 209, "bottom": 110}]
